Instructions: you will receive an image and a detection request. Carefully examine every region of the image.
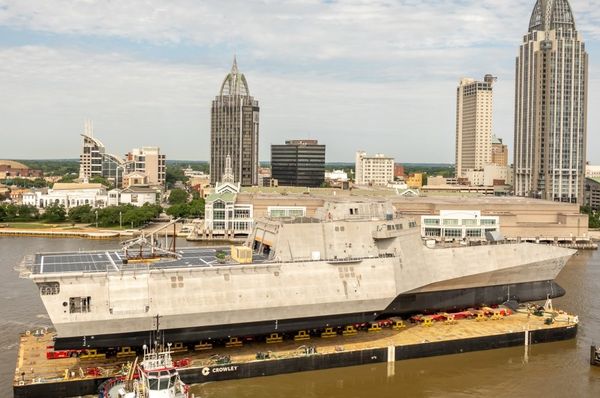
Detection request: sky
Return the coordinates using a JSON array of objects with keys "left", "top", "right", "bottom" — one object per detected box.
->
[{"left": 0, "top": 0, "right": 598, "bottom": 163}]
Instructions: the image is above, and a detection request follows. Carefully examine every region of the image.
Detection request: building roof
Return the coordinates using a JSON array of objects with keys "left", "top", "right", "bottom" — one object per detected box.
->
[
  {"left": 219, "top": 56, "right": 250, "bottom": 97},
  {"left": 52, "top": 183, "right": 104, "bottom": 190},
  {"left": 0, "top": 160, "right": 29, "bottom": 169},
  {"left": 529, "top": 0, "right": 575, "bottom": 32},
  {"left": 207, "top": 192, "right": 236, "bottom": 203},
  {"left": 121, "top": 186, "right": 158, "bottom": 193},
  {"left": 587, "top": 177, "right": 600, "bottom": 185}
]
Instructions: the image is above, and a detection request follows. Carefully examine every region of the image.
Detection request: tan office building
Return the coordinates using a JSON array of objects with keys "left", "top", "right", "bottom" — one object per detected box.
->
[
  {"left": 455, "top": 75, "right": 495, "bottom": 178},
  {"left": 125, "top": 147, "right": 166, "bottom": 187}
]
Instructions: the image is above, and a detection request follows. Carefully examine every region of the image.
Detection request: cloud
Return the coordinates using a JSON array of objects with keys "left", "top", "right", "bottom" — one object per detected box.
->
[{"left": 0, "top": 0, "right": 598, "bottom": 163}]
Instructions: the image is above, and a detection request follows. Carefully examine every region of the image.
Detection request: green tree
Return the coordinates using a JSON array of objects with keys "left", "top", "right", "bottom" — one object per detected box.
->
[
  {"left": 188, "top": 198, "right": 205, "bottom": 218},
  {"left": 68, "top": 205, "right": 95, "bottom": 224},
  {"left": 165, "top": 166, "right": 189, "bottom": 188},
  {"left": 42, "top": 203, "right": 66, "bottom": 222},
  {"left": 168, "top": 189, "right": 189, "bottom": 205},
  {"left": 166, "top": 203, "right": 190, "bottom": 218}
]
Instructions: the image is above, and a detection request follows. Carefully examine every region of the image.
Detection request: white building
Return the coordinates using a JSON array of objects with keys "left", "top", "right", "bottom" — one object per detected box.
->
[
  {"left": 586, "top": 165, "right": 600, "bottom": 179},
  {"left": 108, "top": 186, "right": 160, "bottom": 207},
  {"left": 421, "top": 210, "right": 500, "bottom": 241},
  {"left": 325, "top": 170, "right": 348, "bottom": 182},
  {"left": 355, "top": 151, "right": 394, "bottom": 186},
  {"left": 23, "top": 183, "right": 108, "bottom": 209}
]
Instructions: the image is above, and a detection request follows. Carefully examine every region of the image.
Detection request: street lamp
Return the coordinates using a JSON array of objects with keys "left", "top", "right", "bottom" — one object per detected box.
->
[
  {"left": 95, "top": 210, "right": 98, "bottom": 228},
  {"left": 119, "top": 211, "right": 122, "bottom": 229}
]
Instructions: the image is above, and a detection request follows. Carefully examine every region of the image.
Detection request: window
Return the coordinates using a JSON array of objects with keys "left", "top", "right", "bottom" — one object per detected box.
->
[
  {"left": 69, "top": 296, "right": 91, "bottom": 313},
  {"left": 445, "top": 228, "right": 462, "bottom": 238},
  {"left": 171, "top": 276, "right": 184, "bottom": 288},
  {"left": 39, "top": 282, "right": 60, "bottom": 295}
]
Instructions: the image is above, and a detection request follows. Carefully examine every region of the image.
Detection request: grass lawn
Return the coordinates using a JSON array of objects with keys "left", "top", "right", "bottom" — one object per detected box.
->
[{"left": 4, "top": 222, "right": 58, "bottom": 229}]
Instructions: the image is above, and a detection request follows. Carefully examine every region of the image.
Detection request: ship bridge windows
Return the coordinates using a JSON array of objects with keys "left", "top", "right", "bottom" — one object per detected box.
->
[
  {"left": 38, "top": 282, "right": 60, "bottom": 295},
  {"left": 69, "top": 296, "right": 91, "bottom": 313}
]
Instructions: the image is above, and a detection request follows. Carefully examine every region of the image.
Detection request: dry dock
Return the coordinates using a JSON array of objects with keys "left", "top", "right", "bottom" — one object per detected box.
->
[{"left": 13, "top": 310, "right": 578, "bottom": 398}]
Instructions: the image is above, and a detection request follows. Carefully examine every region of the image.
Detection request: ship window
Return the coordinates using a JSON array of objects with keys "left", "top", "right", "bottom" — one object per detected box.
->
[
  {"left": 39, "top": 282, "right": 60, "bottom": 295},
  {"left": 149, "top": 378, "right": 159, "bottom": 390},
  {"left": 69, "top": 297, "right": 91, "bottom": 313},
  {"left": 171, "top": 276, "right": 184, "bottom": 288},
  {"left": 159, "top": 377, "right": 169, "bottom": 390}
]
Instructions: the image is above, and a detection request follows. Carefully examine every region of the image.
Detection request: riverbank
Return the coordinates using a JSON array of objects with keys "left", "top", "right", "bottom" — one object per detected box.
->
[{"left": 0, "top": 223, "right": 134, "bottom": 239}]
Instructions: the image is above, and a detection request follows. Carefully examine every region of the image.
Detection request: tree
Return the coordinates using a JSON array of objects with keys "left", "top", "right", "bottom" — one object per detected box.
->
[
  {"left": 188, "top": 198, "right": 205, "bottom": 218},
  {"left": 68, "top": 205, "right": 95, "bottom": 224},
  {"left": 16, "top": 205, "right": 39, "bottom": 221},
  {"left": 42, "top": 203, "right": 66, "bottom": 222},
  {"left": 168, "top": 189, "right": 189, "bottom": 205},
  {"left": 166, "top": 203, "right": 190, "bottom": 218},
  {"left": 165, "top": 166, "right": 189, "bottom": 188}
]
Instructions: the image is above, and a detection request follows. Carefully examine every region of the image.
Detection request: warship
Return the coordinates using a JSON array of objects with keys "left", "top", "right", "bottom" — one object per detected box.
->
[{"left": 19, "top": 199, "right": 575, "bottom": 350}]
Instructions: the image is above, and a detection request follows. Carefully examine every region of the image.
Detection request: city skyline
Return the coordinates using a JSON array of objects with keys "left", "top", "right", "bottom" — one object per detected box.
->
[{"left": 0, "top": 1, "right": 598, "bottom": 163}]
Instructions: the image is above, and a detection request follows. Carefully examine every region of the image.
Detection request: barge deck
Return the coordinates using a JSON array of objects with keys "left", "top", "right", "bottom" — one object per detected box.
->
[{"left": 13, "top": 309, "right": 578, "bottom": 398}]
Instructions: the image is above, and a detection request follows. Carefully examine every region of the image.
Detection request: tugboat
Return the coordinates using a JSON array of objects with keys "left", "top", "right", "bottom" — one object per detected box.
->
[{"left": 99, "top": 342, "right": 192, "bottom": 398}]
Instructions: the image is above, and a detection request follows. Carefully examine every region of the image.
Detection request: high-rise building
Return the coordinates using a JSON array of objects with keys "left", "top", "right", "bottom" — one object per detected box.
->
[
  {"left": 271, "top": 140, "right": 326, "bottom": 187},
  {"left": 455, "top": 75, "right": 495, "bottom": 178},
  {"left": 491, "top": 135, "right": 509, "bottom": 166},
  {"left": 514, "top": 0, "right": 588, "bottom": 203},
  {"left": 78, "top": 121, "right": 123, "bottom": 186},
  {"left": 211, "top": 57, "right": 260, "bottom": 187},
  {"left": 355, "top": 151, "right": 394, "bottom": 186},
  {"left": 124, "top": 147, "right": 166, "bottom": 187}
]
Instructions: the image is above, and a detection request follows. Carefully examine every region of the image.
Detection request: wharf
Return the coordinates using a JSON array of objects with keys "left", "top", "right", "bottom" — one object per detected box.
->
[{"left": 13, "top": 310, "right": 578, "bottom": 398}]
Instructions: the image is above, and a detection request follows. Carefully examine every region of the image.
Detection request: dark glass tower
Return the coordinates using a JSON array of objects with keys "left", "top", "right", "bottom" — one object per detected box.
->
[{"left": 271, "top": 140, "right": 326, "bottom": 187}]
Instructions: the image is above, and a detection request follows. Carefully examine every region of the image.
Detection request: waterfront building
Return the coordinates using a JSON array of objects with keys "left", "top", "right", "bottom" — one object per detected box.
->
[
  {"left": 514, "top": 0, "right": 588, "bottom": 203},
  {"left": 584, "top": 178, "right": 600, "bottom": 210},
  {"left": 23, "top": 183, "right": 107, "bottom": 209},
  {"left": 210, "top": 57, "right": 260, "bottom": 187},
  {"left": 0, "top": 160, "right": 43, "bottom": 180},
  {"left": 355, "top": 151, "right": 394, "bottom": 186},
  {"left": 124, "top": 147, "right": 166, "bottom": 188},
  {"left": 110, "top": 186, "right": 160, "bottom": 207},
  {"left": 491, "top": 136, "right": 509, "bottom": 166},
  {"left": 203, "top": 157, "right": 252, "bottom": 238},
  {"left": 271, "top": 140, "right": 326, "bottom": 187},
  {"left": 78, "top": 121, "right": 123, "bottom": 186},
  {"left": 421, "top": 210, "right": 500, "bottom": 241},
  {"left": 455, "top": 75, "right": 495, "bottom": 179}
]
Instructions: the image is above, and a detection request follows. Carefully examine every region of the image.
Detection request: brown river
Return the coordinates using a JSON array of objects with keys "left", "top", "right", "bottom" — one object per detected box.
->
[{"left": 1, "top": 237, "right": 599, "bottom": 397}]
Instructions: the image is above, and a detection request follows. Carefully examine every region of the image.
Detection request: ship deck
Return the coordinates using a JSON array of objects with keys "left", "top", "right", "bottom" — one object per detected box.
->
[{"left": 31, "top": 247, "right": 269, "bottom": 275}]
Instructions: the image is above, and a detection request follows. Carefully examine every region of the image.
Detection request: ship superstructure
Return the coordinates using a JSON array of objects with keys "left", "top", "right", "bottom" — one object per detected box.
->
[{"left": 19, "top": 199, "right": 575, "bottom": 349}]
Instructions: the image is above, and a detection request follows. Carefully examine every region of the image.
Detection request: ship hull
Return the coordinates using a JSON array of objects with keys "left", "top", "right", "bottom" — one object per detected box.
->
[{"left": 54, "top": 279, "right": 565, "bottom": 349}]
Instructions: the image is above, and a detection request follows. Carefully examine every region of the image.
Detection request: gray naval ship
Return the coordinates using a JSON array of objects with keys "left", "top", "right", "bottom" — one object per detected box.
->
[{"left": 20, "top": 199, "right": 575, "bottom": 349}]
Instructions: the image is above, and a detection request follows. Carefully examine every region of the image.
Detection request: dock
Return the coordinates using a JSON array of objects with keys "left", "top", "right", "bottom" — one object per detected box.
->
[{"left": 13, "top": 309, "right": 578, "bottom": 398}]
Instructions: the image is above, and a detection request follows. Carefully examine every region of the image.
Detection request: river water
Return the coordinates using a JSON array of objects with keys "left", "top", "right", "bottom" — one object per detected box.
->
[{"left": 1, "top": 237, "right": 599, "bottom": 397}]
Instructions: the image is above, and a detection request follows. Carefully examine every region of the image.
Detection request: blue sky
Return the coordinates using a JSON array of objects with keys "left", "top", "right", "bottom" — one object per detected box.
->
[{"left": 0, "top": 0, "right": 598, "bottom": 163}]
